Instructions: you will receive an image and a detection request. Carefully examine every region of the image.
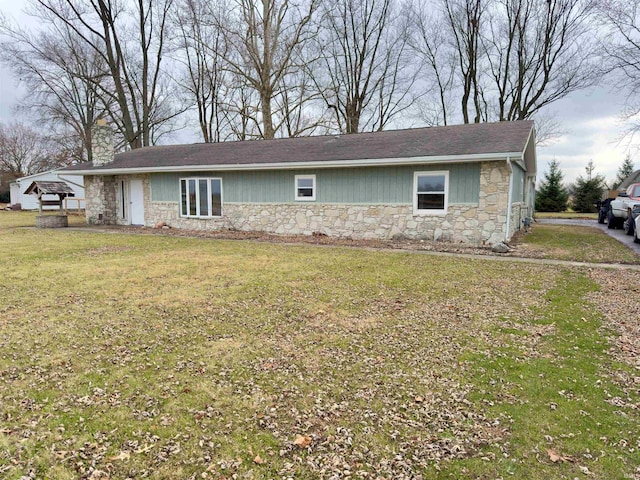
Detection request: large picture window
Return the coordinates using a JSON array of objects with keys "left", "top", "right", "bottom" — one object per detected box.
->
[
  {"left": 180, "top": 177, "right": 222, "bottom": 217},
  {"left": 295, "top": 175, "right": 316, "bottom": 201},
  {"left": 413, "top": 171, "right": 448, "bottom": 214}
]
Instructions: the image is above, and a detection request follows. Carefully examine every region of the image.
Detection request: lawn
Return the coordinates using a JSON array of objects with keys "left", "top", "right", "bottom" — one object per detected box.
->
[
  {"left": 535, "top": 211, "right": 599, "bottom": 220},
  {"left": 1, "top": 212, "right": 639, "bottom": 479},
  {"left": 515, "top": 224, "right": 640, "bottom": 264}
]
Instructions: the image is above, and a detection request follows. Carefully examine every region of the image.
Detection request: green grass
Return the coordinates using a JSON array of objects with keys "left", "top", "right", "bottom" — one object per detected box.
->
[
  {"left": 0, "top": 209, "right": 87, "bottom": 228},
  {"left": 518, "top": 224, "right": 640, "bottom": 264},
  {"left": 0, "top": 211, "right": 638, "bottom": 479}
]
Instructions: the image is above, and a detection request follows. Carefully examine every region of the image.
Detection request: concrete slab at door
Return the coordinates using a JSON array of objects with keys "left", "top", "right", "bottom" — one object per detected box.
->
[{"left": 129, "top": 179, "right": 145, "bottom": 226}]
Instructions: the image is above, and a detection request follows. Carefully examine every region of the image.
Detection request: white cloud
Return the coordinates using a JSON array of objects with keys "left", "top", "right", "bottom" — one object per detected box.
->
[{"left": 538, "top": 93, "right": 636, "bottom": 186}]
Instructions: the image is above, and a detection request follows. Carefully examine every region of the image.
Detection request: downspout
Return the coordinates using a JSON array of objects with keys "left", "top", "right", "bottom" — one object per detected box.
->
[{"left": 505, "top": 157, "right": 514, "bottom": 243}]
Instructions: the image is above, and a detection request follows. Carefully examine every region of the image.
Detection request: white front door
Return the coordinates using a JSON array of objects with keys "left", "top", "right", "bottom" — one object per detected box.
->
[{"left": 129, "top": 179, "right": 145, "bottom": 226}]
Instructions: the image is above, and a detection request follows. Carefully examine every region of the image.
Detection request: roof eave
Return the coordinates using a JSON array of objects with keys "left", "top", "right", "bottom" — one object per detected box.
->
[
  {"left": 69, "top": 152, "right": 523, "bottom": 175},
  {"left": 523, "top": 125, "right": 537, "bottom": 175},
  {"left": 15, "top": 168, "right": 63, "bottom": 182}
]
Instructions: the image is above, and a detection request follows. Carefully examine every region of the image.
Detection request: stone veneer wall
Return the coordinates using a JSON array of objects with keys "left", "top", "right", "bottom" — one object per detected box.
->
[
  {"left": 92, "top": 122, "right": 114, "bottom": 166},
  {"left": 477, "top": 161, "right": 512, "bottom": 243},
  {"left": 143, "top": 161, "right": 512, "bottom": 245},
  {"left": 35, "top": 215, "right": 68, "bottom": 228},
  {"left": 510, "top": 202, "right": 530, "bottom": 237},
  {"left": 85, "top": 175, "right": 117, "bottom": 225}
]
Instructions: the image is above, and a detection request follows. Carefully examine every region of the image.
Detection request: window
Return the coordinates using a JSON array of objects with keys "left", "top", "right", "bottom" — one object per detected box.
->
[
  {"left": 117, "top": 180, "right": 127, "bottom": 220},
  {"left": 180, "top": 177, "right": 222, "bottom": 217},
  {"left": 413, "top": 171, "right": 448, "bottom": 214},
  {"left": 295, "top": 175, "right": 316, "bottom": 201}
]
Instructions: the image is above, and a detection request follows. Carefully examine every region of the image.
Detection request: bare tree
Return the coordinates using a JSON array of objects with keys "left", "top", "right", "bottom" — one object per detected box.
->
[
  {"left": 599, "top": 0, "right": 640, "bottom": 134},
  {"left": 408, "top": 0, "right": 597, "bottom": 131},
  {"left": 215, "top": 0, "right": 319, "bottom": 139},
  {"left": 31, "top": 0, "right": 181, "bottom": 149},
  {"left": 224, "top": 78, "right": 263, "bottom": 140},
  {"left": 408, "top": 5, "right": 457, "bottom": 125},
  {"left": 173, "top": 0, "right": 234, "bottom": 142},
  {"left": 274, "top": 58, "right": 332, "bottom": 137},
  {"left": 0, "top": 20, "right": 110, "bottom": 162},
  {"left": 483, "top": 0, "right": 598, "bottom": 121},
  {"left": 442, "top": 0, "right": 486, "bottom": 123},
  {"left": 316, "top": 0, "right": 417, "bottom": 134},
  {"left": 0, "top": 122, "right": 55, "bottom": 177}
]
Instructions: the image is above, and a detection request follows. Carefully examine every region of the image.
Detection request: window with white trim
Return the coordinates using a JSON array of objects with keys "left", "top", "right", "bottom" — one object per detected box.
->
[
  {"left": 180, "top": 177, "right": 222, "bottom": 217},
  {"left": 295, "top": 175, "right": 316, "bottom": 201},
  {"left": 413, "top": 171, "right": 448, "bottom": 214}
]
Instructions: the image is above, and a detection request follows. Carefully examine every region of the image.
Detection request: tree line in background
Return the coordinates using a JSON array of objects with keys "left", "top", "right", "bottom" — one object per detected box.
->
[
  {"left": 0, "top": 0, "right": 638, "bottom": 182},
  {"left": 535, "top": 155, "right": 637, "bottom": 213},
  {"left": 0, "top": 0, "right": 613, "bottom": 162}
]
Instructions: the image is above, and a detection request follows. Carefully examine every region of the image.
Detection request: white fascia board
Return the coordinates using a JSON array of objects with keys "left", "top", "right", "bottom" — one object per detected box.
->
[
  {"left": 16, "top": 168, "right": 63, "bottom": 182},
  {"left": 69, "top": 152, "right": 520, "bottom": 175}
]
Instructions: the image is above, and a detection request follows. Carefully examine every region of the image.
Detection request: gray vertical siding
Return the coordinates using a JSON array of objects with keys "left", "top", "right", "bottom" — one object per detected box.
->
[
  {"left": 511, "top": 164, "right": 526, "bottom": 202},
  {"left": 150, "top": 163, "right": 481, "bottom": 204}
]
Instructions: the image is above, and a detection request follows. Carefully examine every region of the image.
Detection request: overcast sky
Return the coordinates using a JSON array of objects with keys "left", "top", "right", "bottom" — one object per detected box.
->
[{"left": 0, "top": 0, "right": 635, "bottom": 186}]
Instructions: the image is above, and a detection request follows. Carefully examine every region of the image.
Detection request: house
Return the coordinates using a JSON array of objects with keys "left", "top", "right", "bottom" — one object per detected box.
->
[
  {"left": 619, "top": 169, "right": 640, "bottom": 190},
  {"left": 64, "top": 119, "right": 536, "bottom": 245},
  {"left": 10, "top": 169, "right": 85, "bottom": 211}
]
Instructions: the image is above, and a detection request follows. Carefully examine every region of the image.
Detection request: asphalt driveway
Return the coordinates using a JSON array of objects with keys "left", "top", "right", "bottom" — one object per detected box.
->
[{"left": 538, "top": 218, "right": 640, "bottom": 256}]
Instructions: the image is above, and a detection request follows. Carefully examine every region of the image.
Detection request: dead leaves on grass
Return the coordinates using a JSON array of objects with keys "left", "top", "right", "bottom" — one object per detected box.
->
[
  {"left": 546, "top": 448, "right": 573, "bottom": 463},
  {"left": 293, "top": 434, "right": 312, "bottom": 448},
  {"left": 4, "top": 245, "right": 632, "bottom": 480},
  {"left": 107, "top": 450, "right": 130, "bottom": 461},
  {"left": 587, "top": 269, "right": 640, "bottom": 370}
]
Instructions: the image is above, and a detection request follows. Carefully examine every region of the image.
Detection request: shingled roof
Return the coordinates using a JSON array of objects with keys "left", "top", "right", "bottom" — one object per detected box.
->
[
  {"left": 65, "top": 120, "right": 535, "bottom": 173},
  {"left": 24, "top": 181, "right": 75, "bottom": 196}
]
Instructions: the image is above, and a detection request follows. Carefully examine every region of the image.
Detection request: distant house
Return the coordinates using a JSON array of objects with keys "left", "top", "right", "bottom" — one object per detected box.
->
[
  {"left": 619, "top": 169, "right": 640, "bottom": 190},
  {"left": 10, "top": 169, "right": 85, "bottom": 211},
  {"left": 64, "top": 120, "right": 536, "bottom": 245}
]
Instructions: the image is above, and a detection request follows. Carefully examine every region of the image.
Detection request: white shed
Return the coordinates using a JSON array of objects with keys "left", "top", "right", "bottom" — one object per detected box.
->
[{"left": 10, "top": 169, "right": 85, "bottom": 210}]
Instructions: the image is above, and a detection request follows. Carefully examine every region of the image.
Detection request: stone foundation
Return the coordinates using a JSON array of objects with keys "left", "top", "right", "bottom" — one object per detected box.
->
[
  {"left": 510, "top": 202, "right": 530, "bottom": 237},
  {"left": 36, "top": 215, "right": 68, "bottom": 228},
  {"left": 146, "top": 201, "right": 509, "bottom": 245}
]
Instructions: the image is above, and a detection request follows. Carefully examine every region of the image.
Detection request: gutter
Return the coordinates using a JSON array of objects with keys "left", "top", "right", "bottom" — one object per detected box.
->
[
  {"left": 505, "top": 157, "right": 514, "bottom": 243},
  {"left": 64, "top": 151, "right": 524, "bottom": 176}
]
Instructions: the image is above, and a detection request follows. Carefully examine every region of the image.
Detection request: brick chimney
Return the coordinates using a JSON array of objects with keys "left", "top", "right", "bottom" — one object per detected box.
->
[{"left": 92, "top": 118, "right": 114, "bottom": 166}]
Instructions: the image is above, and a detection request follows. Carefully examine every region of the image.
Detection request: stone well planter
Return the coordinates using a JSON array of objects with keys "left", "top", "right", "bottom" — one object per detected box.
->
[{"left": 36, "top": 215, "right": 69, "bottom": 228}]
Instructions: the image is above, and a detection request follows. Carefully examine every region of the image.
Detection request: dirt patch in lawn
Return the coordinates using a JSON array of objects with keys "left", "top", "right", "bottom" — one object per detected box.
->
[
  {"left": 80, "top": 223, "right": 639, "bottom": 265},
  {"left": 79, "top": 224, "right": 512, "bottom": 257},
  {"left": 81, "top": 245, "right": 134, "bottom": 257}
]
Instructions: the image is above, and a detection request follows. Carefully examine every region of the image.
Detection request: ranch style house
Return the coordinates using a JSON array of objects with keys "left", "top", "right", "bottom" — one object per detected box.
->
[{"left": 64, "top": 120, "right": 536, "bottom": 246}]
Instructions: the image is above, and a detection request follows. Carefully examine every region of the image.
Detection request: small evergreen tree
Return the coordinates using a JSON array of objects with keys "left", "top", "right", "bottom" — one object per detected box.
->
[
  {"left": 535, "top": 159, "right": 569, "bottom": 212},
  {"left": 571, "top": 160, "right": 606, "bottom": 213},
  {"left": 613, "top": 153, "right": 635, "bottom": 189}
]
